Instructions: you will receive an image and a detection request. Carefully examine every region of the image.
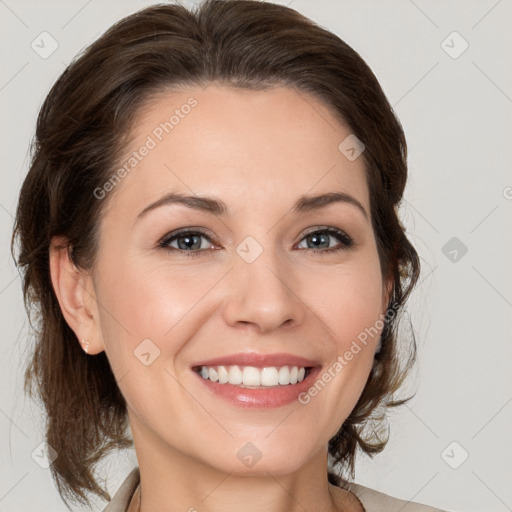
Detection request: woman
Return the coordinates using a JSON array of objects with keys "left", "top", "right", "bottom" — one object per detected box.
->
[{"left": 11, "top": 1, "right": 449, "bottom": 510}]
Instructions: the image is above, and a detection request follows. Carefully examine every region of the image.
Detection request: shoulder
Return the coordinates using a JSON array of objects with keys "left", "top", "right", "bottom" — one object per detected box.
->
[
  {"left": 345, "top": 481, "right": 449, "bottom": 512},
  {"left": 102, "top": 467, "right": 140, "bottom": 512}
]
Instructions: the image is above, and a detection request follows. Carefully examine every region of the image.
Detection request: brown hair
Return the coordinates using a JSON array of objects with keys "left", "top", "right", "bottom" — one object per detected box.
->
[{"left": 11, "top": 0, "right": 420, "bottom": 508}]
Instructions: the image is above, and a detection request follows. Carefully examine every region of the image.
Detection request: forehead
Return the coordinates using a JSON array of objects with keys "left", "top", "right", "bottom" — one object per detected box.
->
[{"left": 105, "top": 83, "right": 369, "bottom": 218}]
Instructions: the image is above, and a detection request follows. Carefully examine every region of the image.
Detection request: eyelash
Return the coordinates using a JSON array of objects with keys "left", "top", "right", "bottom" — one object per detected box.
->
[{"left": 158, "top": 227, "right": 354, "bottom": 258}]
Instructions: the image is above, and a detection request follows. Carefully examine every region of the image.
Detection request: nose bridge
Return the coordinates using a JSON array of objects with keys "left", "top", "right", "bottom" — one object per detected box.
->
[{"left": 222, "top": 234, "right": 304, "bottom": 332}]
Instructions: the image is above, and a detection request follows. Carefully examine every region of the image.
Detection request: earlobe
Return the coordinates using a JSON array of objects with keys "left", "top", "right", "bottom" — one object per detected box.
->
[{"left": 49, "top": 236, "right": 103, "bottom": 354}]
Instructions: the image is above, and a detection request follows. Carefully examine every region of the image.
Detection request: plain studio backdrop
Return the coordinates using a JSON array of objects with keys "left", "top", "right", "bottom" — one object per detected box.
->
[{"left": 1, "top": 1, "right": 511, "bottom": 511}]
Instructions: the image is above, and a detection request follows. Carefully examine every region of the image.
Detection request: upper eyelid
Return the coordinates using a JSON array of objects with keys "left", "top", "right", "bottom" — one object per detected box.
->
[{"left": 159, "top": 226, "right": 216, "bottom": 241}]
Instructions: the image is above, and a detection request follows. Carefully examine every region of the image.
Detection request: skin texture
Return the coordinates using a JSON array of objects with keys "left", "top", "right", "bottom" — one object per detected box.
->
[{"left": 50, "top": 84, "right": 392, "bottom": 512}]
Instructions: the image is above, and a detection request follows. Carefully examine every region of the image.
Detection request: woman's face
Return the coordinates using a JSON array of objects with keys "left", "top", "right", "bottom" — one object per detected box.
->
[{"left": 86, "top": 84, "right": 391, "bottom": 474}]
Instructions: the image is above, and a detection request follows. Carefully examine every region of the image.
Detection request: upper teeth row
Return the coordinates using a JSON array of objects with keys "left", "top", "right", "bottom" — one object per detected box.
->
[{"left": 199, "top": 365, "right": 306, "bottom": 386}]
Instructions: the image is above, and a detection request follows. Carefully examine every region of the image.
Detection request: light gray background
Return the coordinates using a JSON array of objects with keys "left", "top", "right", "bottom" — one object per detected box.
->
[{"left": 1, "top": 1, "right": 511, "bottom": 511}]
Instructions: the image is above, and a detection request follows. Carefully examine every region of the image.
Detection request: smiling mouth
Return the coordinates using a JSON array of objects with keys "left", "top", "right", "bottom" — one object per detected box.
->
[{"left": 192, "top": 364, "right": 313, "bottom": 388}]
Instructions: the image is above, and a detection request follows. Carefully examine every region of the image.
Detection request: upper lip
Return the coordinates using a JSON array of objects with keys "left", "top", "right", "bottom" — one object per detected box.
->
[{"left": 191, "top": 352, "right": 321, "bottom": 369}]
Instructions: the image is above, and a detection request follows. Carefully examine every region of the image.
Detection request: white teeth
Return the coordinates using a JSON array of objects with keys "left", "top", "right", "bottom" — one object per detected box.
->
[
  {"left": 228, "top": 365, "right": 243, "bottom": 385},
  {"left": 261, "top": 367, "right": 279, "bottom": 386},
  {"left": 197, "top": 365, "right": 308, "bottom": 386},
  {"left": 208, "top": 367, "right": 218, "bottom": 382},
  {"left": 278, "top": 366, "right": 290, "bottom": 385},
  {"left": 217, "top": 365, "right": 229, "bottom": 384},
  {"left": 242, "top": 366, "right": 261, "bottom": 386}
]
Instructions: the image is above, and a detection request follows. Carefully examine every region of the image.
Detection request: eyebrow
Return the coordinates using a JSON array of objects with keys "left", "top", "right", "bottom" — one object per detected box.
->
[{"left": 137, "top": 191, "right": 368, "bottom": 221}]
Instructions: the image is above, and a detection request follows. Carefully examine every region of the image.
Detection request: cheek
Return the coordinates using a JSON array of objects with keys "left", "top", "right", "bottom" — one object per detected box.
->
[
  {"left": 95, "top": 250, "right": 207, "bottom": 334},
  {"left": 297, "top": 255, "right": 385, "bottom": 426},
  {"left": 93, "top": 252, "right": 226, "bottom": 377},
  {"left": 309, "top": 255, "right": 385, "bottom": 352},
  {"left": 92, "top": 256, "right": 214, "bottom": 421}
]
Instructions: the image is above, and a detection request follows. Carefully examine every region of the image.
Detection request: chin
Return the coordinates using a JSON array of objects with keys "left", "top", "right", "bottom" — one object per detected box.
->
[{"left": 198, "top": 438, "right": 314, "bottom": 477}]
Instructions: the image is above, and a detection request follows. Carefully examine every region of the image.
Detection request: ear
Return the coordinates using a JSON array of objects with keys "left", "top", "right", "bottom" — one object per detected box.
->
[{"left": 49, "top": 236, "right": 104, "bottom": 355}]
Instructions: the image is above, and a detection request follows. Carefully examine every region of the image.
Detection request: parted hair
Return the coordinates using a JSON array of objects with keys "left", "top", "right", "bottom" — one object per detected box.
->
[{"left": 12, "top": 0, "right": 420, "bottom": 508}]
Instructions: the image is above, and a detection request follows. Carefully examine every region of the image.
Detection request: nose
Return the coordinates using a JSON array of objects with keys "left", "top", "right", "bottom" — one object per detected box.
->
[{"left": 222, "top": 246, "right": 305, "bottom": 334}]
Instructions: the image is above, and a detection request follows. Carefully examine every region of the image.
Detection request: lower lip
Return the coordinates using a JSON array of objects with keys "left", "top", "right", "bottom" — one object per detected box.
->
[{"left": 193, "top": 367, "right": 322, "bottom": 409}]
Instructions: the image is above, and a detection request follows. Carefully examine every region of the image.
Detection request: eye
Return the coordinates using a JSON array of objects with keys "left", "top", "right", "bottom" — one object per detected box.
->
[
  {"left": 158, "top": 229, "right": 216, "bottom": 257},
  {"left": 296, "top": 227, "right": 354, "bottom": 254},
  {"left": 158, "top": 226, "right": 354, "bottom": 257}
]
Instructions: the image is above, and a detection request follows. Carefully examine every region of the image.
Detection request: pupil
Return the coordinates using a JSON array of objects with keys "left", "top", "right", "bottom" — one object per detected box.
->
[
  {"left": 178, "top": 234, "right": 200, "bottom": 250},
  {"left": 309, "top": 233, "right": 328, "bottom": 248}
]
